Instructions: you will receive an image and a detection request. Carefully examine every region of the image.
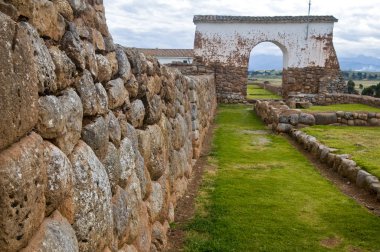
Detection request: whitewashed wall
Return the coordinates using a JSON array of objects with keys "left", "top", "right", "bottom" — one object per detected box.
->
[{"left": 194, "top": 22, "right": 336, "bottom": 68}]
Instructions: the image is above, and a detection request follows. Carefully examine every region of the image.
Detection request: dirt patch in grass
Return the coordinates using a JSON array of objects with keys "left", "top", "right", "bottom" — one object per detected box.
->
[
  {"left": 320, "top": 236, "right": 342, "bottom": 248},
  {"left": 165, "top": 124, "right": 215, "bottom": 252}
]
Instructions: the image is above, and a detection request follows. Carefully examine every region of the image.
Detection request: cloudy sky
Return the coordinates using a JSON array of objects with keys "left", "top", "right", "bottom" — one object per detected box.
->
[{"left": 103, "top": 0, "right": 380, "bottom": 59}]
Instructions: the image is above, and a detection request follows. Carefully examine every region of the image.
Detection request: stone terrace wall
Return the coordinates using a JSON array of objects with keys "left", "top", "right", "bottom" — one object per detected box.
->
[
  {"left": 0, "top": 1, "right": 216, "bottom": 252},
  {"left": 289, "top": 93, "right": 380, "bottom": 107}
]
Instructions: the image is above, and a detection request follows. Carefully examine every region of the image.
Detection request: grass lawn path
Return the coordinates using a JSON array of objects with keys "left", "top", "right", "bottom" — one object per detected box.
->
[{"left": 184, "top": 104, "right": 380, "bottom": 252}]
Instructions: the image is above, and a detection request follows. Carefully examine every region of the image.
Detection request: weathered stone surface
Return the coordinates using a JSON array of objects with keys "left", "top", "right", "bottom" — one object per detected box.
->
[
  {"left": 49, "top": 46, "right": 77, "bottom": 91},
  {"left": 0, "top": 1, "right": 19, "bottom": 20},
  {"left": 107, "top": 111, "right": 122, "bottom": 146},
  {"left": 276, "top": 123, "right": 292, "bottom": 133},
  {"left": 75, "top": 70, "right": 108, "bottom": 116},
  {"left": 171, "top": 114, "right": 187, "bottom": 150},
  {"left": 0, "top": 133, "right": 46, "bottom": 252},
  {"left": 96, "top": 54, "right": 113, "bottom": 83},
  {"left": 115, "top": 45, "right": 132, "bottom": 82},
  {"left": 0, "top": 12, "right": 39, "bottom": 151},
  {"left": 144, "top": 94, "right": 163, "bottom": 125},
  {"left": 133, "top": 203, "right": 151, "bottom": 252},
  {"left": 83, "top": 41, "right": 98, "bottom": 79},
  {"left": 81, "top": 116, "right": 109, "bottom": 160},
  {"left": 52, "top": 0, "right": 74, "bottom": 21},
  {"left": 146, "top": 125, "right": 166, "bottom": 180},
  {"left": 298, "top": 113, "right": 316, "bottom": 125},
  {"left": 111, "top": 186, "right": 130, "bottom": 247},
  {"left": 101, "top": 142, "right": 121, "bottom": 194},
  {"left": 125, "top": 48, "right": 147, "bottom": 75},
  {"left": 20, "top": 211, "right": 78, "bottom": 252},
  {"left": 43, "top": 141, "right": 73, "bottom": 216},
  {"left": 127, "top": 99, "right": 146, "bottom": 128},
  {"left": 151, "top": 221, "right": 168, "bottom": 252},
  {"left": 106, "top": 51, "right": 119, "bottom": 77},
  {"left": 119, "top": 244, "right": 138, "bottom": 252},
  {"left": 147, "top": 182, "right": 164, "bottom": 222},
  {"left": 67, "top": 0, "right": 86, "bottom": 13},
  {"left": 90, "top": 28, "right": 105, "bottom": 51},
  {"left": 314, "top": 112, "right": 338, "bottom": 125},
  {"left": 135, "top": 151, "right": 151, "bottom": 200},
  {"left": 106, "top": 78, "right": 129, "bottom": 109},
  {"left": 126, "top": 75, "right": 139, "bottom": 99},
  {"left": 69, "top": 141, "right": 113, "bottom": 252},
  {"left": 9, "top": 0, "right": 65, "bottom": 41},
  {"left": 119, "top": 137, "right": 136, "bottom": 187},
  {"left": 62, "top": 28, "right": 86, "bottom": 70},
  {"left": 20, "top": 22, "right": 57, "bottom": 94},
  {"left": 37, "top": 95, "right": 65, "bottom": 139},
  {"left": 125, "top": 172, "right": 143, "bottom": 243},
  {"left": 53, "top": 89, "right": 83, "bottom": 155}
]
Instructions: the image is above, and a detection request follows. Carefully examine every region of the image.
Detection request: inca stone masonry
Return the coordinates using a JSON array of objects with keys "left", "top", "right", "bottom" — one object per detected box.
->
[{"left": 0, "top": 0, "right": 346, "bottom": 251}]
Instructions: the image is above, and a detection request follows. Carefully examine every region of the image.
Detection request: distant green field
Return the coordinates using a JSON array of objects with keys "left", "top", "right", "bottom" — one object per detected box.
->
[
  {"left": 247, "top": 84, "right": 281, "bottom": 100},
  {"left": 302, "top": 125, "right": 380, "bottom": 178},
  {"left": 249, "top": 78, "right": 282, "bottom": 87},
  {"left": 303, "top": 103, "right": 380, "bottom": 113},
  {"left": 350, "top": 80, "right": 380, "bottom": 92}
]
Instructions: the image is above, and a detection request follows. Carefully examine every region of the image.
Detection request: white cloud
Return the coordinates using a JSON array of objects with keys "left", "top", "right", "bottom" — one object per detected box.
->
[{"left": 103, "top": 0, "right": 380, "bottom": 58}]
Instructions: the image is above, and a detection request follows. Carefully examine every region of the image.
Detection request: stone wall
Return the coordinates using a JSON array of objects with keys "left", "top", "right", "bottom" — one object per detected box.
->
[
  {"left": 289, "top": 93, "right": 380, "bottom": 107},
  {"left": 0, "top": 1, "right": 216, "bottom": 252},
  {"left": 283, "top": 67, "right": 346, "bottom": 97},
  {"left": 255, "top": 100, "right": 380, "bottom": 133}
]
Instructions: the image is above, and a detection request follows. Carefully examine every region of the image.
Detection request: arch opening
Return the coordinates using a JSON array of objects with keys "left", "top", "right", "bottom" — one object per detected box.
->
[{"left": 247, "top": 42, "right": 287, "bottom": 100}]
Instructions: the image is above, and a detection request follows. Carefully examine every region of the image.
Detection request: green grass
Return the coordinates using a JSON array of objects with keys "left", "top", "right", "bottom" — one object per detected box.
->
[
  {"left": 302, "top": 125, "right": 380, "bottom": 178},
  {"left": 184, "top": 104, "right": 380, "bottom": 252},
  {"left": 303, "top": 103, "right": 380, "bottom": 113},
  {"left": 247, "top": 84, "right": 282, "bottom": 100}
]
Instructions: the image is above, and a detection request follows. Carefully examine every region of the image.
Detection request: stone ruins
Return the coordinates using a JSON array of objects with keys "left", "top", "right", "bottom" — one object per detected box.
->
[
  {"left": 193, "top": 15, "right": 346, "bottom": 103},
  {"left": 0, "top": 0, "right": 361, "bottom": 251}
]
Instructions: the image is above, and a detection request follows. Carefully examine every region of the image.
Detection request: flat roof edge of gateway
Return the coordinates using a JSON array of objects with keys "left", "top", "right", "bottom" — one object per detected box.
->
[{"left": 193, "top": 15, "right": 338, "bottom": 24}]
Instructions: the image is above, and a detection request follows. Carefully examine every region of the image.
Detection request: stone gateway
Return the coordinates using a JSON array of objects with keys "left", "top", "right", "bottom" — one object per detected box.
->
[{"left": 193, "top": 15, "right": 346, "bottom": 103}]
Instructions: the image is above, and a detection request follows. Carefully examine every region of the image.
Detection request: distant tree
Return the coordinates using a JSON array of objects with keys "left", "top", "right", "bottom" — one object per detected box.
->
[
  {"left": 352, "top": 72, "right": 357, "bottom": 80},
  {"left": 362, "top": 85, "right": 376, "bottom": 96},
  {"left": 359, "top": 84, "right": 364, "bottom": 89},
  {"left": 347, "top": 80, "right": 356, "bottom": 94},
  {"left": 357, "top": 72, "right": 363, "bottom": 80}
]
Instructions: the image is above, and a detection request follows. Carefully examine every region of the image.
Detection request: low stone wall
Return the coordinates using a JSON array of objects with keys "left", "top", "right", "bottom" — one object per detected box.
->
[
  {"left": 256, "top": 82, "right": 282, "bottom": 96},
  {"left": 0, "top": 2, "right": 216, "bottom": 252},
  {"left": 290, "top": 130, "right": 380, "bottom": 201},
  {"left": 255, "top": 100, "right": 380, "bottom": 133},
  {"left": 255, "top": 101, "right": 380, "bottom": 200},
  {"left": 289, "top": 93, "right": 380, "bottom": 107}
]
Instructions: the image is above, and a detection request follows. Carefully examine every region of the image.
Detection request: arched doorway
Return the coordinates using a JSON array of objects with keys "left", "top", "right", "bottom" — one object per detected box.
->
[
  {"left": 247, "top": 42, "right": 286, "bottom": 100},
  {"left": 193, "top": 15, "right": 346, "bottom": 103}
]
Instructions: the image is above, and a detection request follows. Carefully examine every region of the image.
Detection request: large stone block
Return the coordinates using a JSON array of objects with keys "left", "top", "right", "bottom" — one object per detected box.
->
[
  {"left": 8, "top": 0, "right": 65, "bottom": 41},
  {"left": 61, "top": 27, "right": 86, "bottom": 70},
  {"left": 68, "top": 141, "right": 113, "bottom": 252},
  {"left": 105, "top": 78, "right": 129, "bottom": 109},
  {"left": 102, "top": 142, "right": 121, "bottom": 194},
  {"left": 0, "top": 12, "right": 38, "bottom": 151},
  {"left": 314, "top": 112, "right": 338, "bottom": 125},
  {"left": 20, "top": 22, "right": 57, "bottom": 94},
  {"left": 96, "top": 54, "right": 112, "bottom": 83},
  {"left": 0, "top": 133, "right": 46, "bottom": 252},
  {"left": 107, "top": 111, "right": 122, "bottom": 147},
  {"left": 81, "top": 116, "right": 109, "bottom": 160},
  {"left": 20, "top": 211, "right": 78, "bottom": 252},
  {"left": 143, "top": 94, "right": 163, "bottom": 125},
  {"left": 119, "top": 137, "right": 137, "bottom": 187},
  {"left": 127, "top": 99, "right": 146, "bottom": 128},
  {"left": 53, "top": 88, "right": 83, "bottom": 156},
  {"left": 43, "top": 141, "right": 74, "bottom": 216},
  {"left": 115, "top": 45, "right": 132, "bottom": 82},
  {"left": 75, "top": 70, "right": 108, "bottom": 116},
  {"left": 49, "top": 46, "right": 77, "bottom": 91}
]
